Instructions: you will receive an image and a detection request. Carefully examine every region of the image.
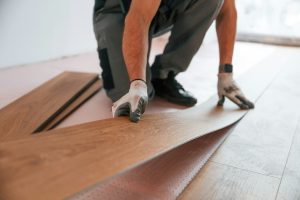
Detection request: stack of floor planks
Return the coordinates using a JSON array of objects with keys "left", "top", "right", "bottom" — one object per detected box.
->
[
  {"left": 0, "top": 71, "right": 102, "bottom": 142},
  {"left": 1, "top": 47, "right": 300, "bottom": 200}
]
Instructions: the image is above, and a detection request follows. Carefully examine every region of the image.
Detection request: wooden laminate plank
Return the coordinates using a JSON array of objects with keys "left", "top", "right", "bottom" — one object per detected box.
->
[
  {"left": 70, "top": 126, "right": 233, "bottom": 200},
  {"left": 0, "top": 48, "right": 283, "bottom": 200},
  {"left": 178, "top": 161, "right": 280, "bottom": 200},
  {"left": 0, "top": 71, "right": 98, "bottom": 141},
  {"left": 42, "top": 79, "right": 102, "bottom": 131},
  {"left": 210, "top": 50, "right": 300, "bottom": 178},
  {"left": 276, "top": 119, "right": 300, "bottom": 200}
]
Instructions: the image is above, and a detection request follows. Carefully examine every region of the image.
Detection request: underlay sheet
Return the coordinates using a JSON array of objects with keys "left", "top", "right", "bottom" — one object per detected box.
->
[{"left": 0, "top": 50, "right": 284, "bottom": 200}]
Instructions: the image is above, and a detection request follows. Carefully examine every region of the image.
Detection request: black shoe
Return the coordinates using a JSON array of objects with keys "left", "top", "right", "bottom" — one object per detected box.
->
[{"left": 152, "top": 72, "right": 197, "bottom": 107}]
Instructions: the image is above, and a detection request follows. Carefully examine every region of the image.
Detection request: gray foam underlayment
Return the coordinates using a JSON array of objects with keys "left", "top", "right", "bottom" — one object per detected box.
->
[{"left": 70, "top": 50, "right": 286, "bottom": 200}]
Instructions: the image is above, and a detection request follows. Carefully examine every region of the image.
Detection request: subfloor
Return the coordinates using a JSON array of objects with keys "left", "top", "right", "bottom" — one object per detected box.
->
[{"left": 1, "top": 37, "right": 299, "bottom": 199}]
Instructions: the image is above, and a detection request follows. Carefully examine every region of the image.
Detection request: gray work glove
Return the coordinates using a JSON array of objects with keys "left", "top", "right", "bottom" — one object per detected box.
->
[
  {"left": 217, "top": 73, "right": 254, "bottom": 109},
  {"left": 112, "top": 80, "right": 148, "bottom": 122}
]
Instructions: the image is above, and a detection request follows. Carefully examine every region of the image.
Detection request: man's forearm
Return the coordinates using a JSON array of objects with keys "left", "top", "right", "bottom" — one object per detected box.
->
[
  {"left": 216, "top": 0, "right": 237, "bottom": 66},
  {"left": 122, "top": 0, "right": 161, "bottom": 82},
  {"left": 123, "top": 13, "right": 149, "bottom": 81},
  {"left": 112, "top": 0, "right": 161, "bottom": 122},
  {"left": 216, "top": 0, "right": 254, "bottom": 109}
]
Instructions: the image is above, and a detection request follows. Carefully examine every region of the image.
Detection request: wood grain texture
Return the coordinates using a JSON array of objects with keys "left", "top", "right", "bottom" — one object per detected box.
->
[
  {"left": 210, "top": 50, "right": 300, "bottom": 178},
  {"left": 0, "top": 71, "right": 98, "bottom": 141},
  {"left": 178, "top": 48, "right": 300, "bottom": 199},
  {"left": 70, "top": 126, "right": 233, "bottom": 200},
  {"left": 276, "top": 120, "right": 300, "bottom": 200},
  {"left": 43, "top": 79, "right": 102, "bottom": 131},
  {"left": 178, "top": 162, "right": 280, "bottom": 200},
  {"left": 0, "top": 53, "right": 280, "bottom": 200}
]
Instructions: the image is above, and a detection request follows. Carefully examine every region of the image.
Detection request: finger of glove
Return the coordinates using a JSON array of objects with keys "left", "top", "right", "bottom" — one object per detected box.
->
[
  {"left": 225, "top": 93, "right": 250, "bottom": 109},
  {"left": 236, "top": 95, "right": 255, "bottom": 109},
  {"left": 129, "top": 97, "right": 147, "bottom": 123}
]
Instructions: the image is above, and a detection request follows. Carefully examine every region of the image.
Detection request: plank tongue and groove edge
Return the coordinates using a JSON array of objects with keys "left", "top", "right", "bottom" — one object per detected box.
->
[
  {"left": 42, "top": 79, "right": 102, "bottom": 131},
  {"left": 0, "top": 71, "right": 99, "bottom": 141},
  {"left": 0, "top": 49, "right": 283, "bottom": 200},
  {"left": 33, "top": 73, "right": 100, "bottom": 133}
]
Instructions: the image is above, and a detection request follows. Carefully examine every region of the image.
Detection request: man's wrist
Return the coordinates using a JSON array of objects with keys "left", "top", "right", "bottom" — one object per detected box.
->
[{"left": 130, "top": 79, "right": 147, "bottom": 84}]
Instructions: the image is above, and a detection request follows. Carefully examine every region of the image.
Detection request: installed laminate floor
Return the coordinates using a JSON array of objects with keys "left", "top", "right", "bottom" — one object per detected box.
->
[
  {"left": 179, "top": 47, "right": 300, "bottom": 200},
  {"left": 276, "top": 120, "right": 300, "bottom": 200}
]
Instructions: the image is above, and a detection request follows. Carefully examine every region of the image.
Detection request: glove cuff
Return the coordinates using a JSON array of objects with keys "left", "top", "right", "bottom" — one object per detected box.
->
[
  {"left": 130, "top": 79, "right": 147, "bottom": 91},
  {"left": 219, "top": 64, "right": 233, "bottom": 73},
  {"left": 130, "top": 79, "right": 147, "bottom": 84}
]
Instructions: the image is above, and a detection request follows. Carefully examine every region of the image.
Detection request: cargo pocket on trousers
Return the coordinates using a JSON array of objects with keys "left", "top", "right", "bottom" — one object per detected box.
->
[{"left": 98, "top": 48, "right": 115, "bottom": 90}]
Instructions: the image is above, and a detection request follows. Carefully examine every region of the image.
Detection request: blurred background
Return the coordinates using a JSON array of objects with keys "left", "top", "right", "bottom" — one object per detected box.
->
[{"left": 0, "top": 0, "right": 299, "bottom": 69}]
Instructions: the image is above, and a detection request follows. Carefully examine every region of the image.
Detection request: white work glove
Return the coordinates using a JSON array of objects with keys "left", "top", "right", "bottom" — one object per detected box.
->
[
  {"left": 217, "top": 73, "right": 254, "bottom": 109},
  {"left": 112, "top": 80, "right": 148, "bottom": 122}
]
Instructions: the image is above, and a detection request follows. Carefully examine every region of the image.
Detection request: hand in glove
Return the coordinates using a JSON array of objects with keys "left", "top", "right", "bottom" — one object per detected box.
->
[
  {"left": 217, "top": 69, "right": 254, "bottom": 109},
  {"left": 112, "top": 80, "right": 148, "bottom": 122}
]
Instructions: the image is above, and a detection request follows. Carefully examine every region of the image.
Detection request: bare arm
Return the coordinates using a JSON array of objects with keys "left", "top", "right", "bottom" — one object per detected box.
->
[
  {"left": 112, "top": 0, "right": 161, "bottom": 122},
  {"left": 216, "top": 0, "right": 237, "bottom": 65},
  {"left": 216, "top": 0, "right": 254, "bottom": 109},
  {"left": 123, "top": 0, "right": 161, "bottom": 81}
]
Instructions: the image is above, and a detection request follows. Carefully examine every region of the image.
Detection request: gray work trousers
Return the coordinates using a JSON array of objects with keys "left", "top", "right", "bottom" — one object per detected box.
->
[{"left": 93, "top": 0, "right": 223, "bottom": 102}]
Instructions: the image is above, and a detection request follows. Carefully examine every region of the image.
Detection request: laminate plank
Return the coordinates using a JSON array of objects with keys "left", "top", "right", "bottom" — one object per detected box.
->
[
  {"left": 70, "top": 126, "right": 232, "bottom": 200},
  {"left": 0, "top": 71, "right": 98, "bottom": 141},
  {"left": 178, "top": 162, "right": 280, "bottom": 200},
  {"left": 0, "top": 49, "right": 281, "bottom": 200},
  {"left": 42, "top": 79, "right": 102, "bottom": 130},
  {"left": 276, "top": 120, "right": 300, "bottom": 200},
  {"left": 210, "top": 50, "right": 300, "bottom": 178},
  {"left": 33, "top": 73, "right": 99, "bottom": 133}
]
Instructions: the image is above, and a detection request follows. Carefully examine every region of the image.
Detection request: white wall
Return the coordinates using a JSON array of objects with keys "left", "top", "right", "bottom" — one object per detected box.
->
[
  {"left": 4, "top": 0, "right": 296, "bottom": 69},
  {"left": 236, "top": 0, "right": 300, "bottom": 37},
  {"left": 0, "top": 0, "right": 97, "bottom": 68}
]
